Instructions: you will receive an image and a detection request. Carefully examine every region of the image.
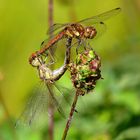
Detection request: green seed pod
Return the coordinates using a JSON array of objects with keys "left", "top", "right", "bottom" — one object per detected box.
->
[{"left": 69, "top": 49, "right": 102, "bottom": 95}]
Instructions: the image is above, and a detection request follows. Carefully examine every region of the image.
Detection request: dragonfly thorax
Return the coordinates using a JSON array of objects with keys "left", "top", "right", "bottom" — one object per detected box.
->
[
  {"left": 38, "top": 64, "right": 53, "bottom": 80},
  {"left": 84, "top": 26, "right": 97, "bottom": 39},
  {"left": 64, "top": 23, "right": 85, "bottom": 38}
]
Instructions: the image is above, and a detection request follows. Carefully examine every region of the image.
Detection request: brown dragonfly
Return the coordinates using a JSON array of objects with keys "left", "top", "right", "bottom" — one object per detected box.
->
[{"left": 29, "top": 7, "right": 121, "bottom": 66}]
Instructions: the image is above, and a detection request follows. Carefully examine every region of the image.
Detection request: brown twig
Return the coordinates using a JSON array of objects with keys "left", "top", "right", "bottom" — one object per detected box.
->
[
  {"left": 48, "top": 0, "right": 53, "bottom": 28},
  {"left": 62, "top": 89, "right": 80, "bottom": 140},
  {"left": 69, "top": 0, "right": 77, "bottom": 22},
  {"left": 48, "top": 0, "right": 54, "bottom": 140},
  {"left": 48, "top": 86, "right": 54, "bottom": 140}
]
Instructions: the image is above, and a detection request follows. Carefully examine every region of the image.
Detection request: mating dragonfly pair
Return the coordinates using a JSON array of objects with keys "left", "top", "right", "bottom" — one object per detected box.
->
[
  {"left": 29, "top": 7, "right": 121, "bottom": 84},
  {"left": 18, "top": 7, "right": 121, "bottom": 125}
]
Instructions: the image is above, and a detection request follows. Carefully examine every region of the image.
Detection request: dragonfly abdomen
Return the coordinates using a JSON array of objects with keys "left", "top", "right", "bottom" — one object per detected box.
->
[
  {"left": 39, "top": 31, "right": 65, "bottom": 54},
  {"left": 29, "top": 31, "right": 65, "bottom": 66}
]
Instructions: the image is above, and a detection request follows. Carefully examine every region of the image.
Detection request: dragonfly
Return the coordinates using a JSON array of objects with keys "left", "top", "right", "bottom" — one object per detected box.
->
[
  {"left": 29, "top": 7, "right": 121, "bottom": 65},
  {"left": 16, "top": 39, "right": 72, "bottom": 126}
]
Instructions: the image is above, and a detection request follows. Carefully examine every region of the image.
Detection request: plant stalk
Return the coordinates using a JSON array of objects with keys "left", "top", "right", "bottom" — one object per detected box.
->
[
  {"left": 62, "top": 89, "right": 80, "bottom": 140},
  {"left": 48, "top": 0, "right": 54, "bottom": 140}
]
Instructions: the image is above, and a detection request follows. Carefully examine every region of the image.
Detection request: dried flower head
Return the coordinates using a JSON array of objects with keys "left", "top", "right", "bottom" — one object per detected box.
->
[{"left": 69, "top": 49, "right": 102, "bottom": 95}]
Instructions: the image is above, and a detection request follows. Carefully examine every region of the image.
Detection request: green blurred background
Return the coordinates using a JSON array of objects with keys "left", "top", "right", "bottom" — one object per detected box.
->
[{"left": 0, "top": 0, "right": 140, "bottom": 140}]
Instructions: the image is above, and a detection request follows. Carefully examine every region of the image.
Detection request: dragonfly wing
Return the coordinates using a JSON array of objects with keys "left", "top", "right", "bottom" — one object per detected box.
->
[
  {"left": 78, "top": 7, "right": 121, "bottom": 25},
  {"left": 40, "top": 32, "right": 59, "bottom": 48},
  {"left": 16, "top": 84, "right": 49, "bottom": 127},
  {"left": 46, "top": 83, "right": 66, "bottom": 118},
  {"left": 16, "top": 81, "right": 66, "bottom": 127},
  {"left": 40, "top": 37, "right": 50, "bottom": 47},
  {"left": 92, "top": 22, "right": 107, "bottom": 39},
  {"left": 47, "top": 23, "right": 69, "bottom": 35},
  {"left": 39, "top": 34, "right": 59, "bottom": 65},
  {"left": 53, "top": 83, "right": 75, "bottom": 107},
  {"left": 40, "top": 37, "right": 68, "bottom": 66}
]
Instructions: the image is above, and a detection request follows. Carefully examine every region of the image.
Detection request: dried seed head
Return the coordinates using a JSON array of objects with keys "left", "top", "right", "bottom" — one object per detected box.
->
[{"left": 69, "top": 49, "right": 102, "bottom": 95}]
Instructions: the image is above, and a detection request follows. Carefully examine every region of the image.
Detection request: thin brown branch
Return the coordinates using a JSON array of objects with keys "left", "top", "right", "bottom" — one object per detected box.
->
[
  {"left": 62, "top": 89, "right": 80, "bottom": 140},
  {"left": 48, "top": 85, "right": 54, "bottom": 140},
  {"left": 69, "top": 0, "right": 77, "bottom": 22},
  {"left": 48, "top": 0, "right": 53, "bottom": 28},
  {"left": 48, "top": 0, "right": 54, "bottom": 140}
]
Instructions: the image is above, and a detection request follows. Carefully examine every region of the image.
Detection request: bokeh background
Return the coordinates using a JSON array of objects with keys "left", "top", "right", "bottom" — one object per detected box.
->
[{"left": 0, "top": 0, "right": 140, "bottom": 140}]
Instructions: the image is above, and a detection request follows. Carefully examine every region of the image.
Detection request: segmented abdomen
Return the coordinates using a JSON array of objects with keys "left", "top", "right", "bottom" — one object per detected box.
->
[{"left": 39, "top": 31, "right": 65, "bottom": 55}]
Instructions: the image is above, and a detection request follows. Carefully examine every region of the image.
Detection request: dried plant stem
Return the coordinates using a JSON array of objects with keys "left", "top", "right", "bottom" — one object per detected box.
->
[
  {"left": 69, "top": 0, "right": 77, "bottom": 22},
  {"left": 62, "top": 89, "right": 80, "bottom": 140},
  {"left": 48, "top": 0, "right": 53, "bottom": 28},
  {"left": 48, "top": 85, "right": 54, "bottom": 140},
  {"left": 48, "top": 0, "right": 54, "bottom": 140}
]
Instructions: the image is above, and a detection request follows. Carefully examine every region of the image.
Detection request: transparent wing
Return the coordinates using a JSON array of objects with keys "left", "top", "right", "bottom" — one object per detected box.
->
[
  {"left": 16, "top": 81, "right": 66, "bottom": 127},
  {"left": 40, "top": 37, "right": 50, "bottom": 47},
  {"left": 45, "top": 83, "right": 66, "bottom": 118},
  {"left": 39, "top": 32, "right": 63, "bottom": 65},
  {"left": 46, "top": 8, "right": 121, "bottom": 36},
  {"left": 78, "top": 7, "right": 121, "bottom": 25},
  {"left": 15, "top": 84, "right": 49, "bottom": 127},
  {"left": 40, "top": 37, "right": 57, "bottom": 64},
  {"left": 53, "top": 83, "right": 75, "bottom": 107},
  {"left": 39, "top": 36, "right": 68, "bottom": 66},
  {"left": 91, "top": 22, "right": 107, "bottom": 39},
  {"left": 47, "top": 23, "right": 69, "bottom": 35},
  {"left": 40, "top": 31, "right": 59, "bottom": 48}
]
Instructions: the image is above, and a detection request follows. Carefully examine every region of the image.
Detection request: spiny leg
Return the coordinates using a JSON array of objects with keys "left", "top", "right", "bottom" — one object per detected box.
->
[
  {"left": 48, "top": 50, "right": 56, "bottom": 65},
  {"left": 42, "top": 49, "right": 57, "bottom": 66},
  {"left": 76, "top": 39, "right": 83, "bottom": 54},
  {"left": 75, "top": 39, "right": 93, "bottom": 54},
  {"left": 86, "top": 41, "right": 92, "bottom": 50}
]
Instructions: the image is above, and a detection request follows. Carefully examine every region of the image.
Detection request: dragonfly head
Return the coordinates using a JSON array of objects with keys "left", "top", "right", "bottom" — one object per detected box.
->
[
  {"left": 84, "top": 26, "right": 97, "bottom": 39},
  {"left": 29, "top": 52, "right": 42, "bottom": 67}
]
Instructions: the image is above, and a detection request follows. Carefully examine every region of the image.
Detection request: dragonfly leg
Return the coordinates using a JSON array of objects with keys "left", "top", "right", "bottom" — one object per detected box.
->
[
  {"left": 87, "top": 42, "right": 92, "bottom": 49},
  {"left": 83, "top": 41, "right": 93, "bottom": 51},
  {"left": 48, "top": 50, "right": 56, "bottom": 64},
  {"left": 46, "top": 83, "right": 66, "bottom": 118},
  {"left": 36, "top": 55, "right": 44, "bottom": 65},
  {"left": 76, "top": 39, "right": 83, "bottom": 54},
  {"left": 82, "top": 40, "right": 88, "bottom": 51},
  {"left": 76, "top": 39, "right": 90, "bottom": 54},
  {"left": 43, "top": 50, "right": 57, "bottom": 66}
]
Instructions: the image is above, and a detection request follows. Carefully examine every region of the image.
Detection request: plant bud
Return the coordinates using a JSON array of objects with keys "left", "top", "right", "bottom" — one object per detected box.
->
[{"left": 69, "top": 49, "right": 102, "bottom": 95}]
